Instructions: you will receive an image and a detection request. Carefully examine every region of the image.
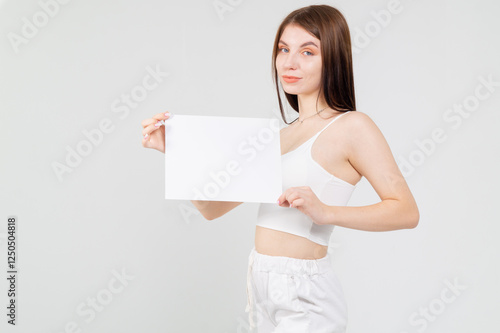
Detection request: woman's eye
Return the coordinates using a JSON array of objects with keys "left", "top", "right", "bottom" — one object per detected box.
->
[{"left": 278, "top": 48, "right": 313, "bottom": 56}]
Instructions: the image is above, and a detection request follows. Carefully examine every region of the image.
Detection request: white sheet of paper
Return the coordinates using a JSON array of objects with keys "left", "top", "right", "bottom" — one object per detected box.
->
[{"left": 164, "top": 114, "right": 282, "bottom": 203}]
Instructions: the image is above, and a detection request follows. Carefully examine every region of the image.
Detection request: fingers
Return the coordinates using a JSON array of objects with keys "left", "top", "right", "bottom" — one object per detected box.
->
[
  {"left": 141, "top": 123, "right": 154, "bottom": 140},
  {"left": 141, "top": 124, "right": 160, "bottom": 147},
  {"left": 290, "top": 198, "right": 304, "bottom": 208},
  {"left": 277, "top": 187, "right": 310, "bottom": 207},
  {"left": 141, "top": 111, "right": 172, "bottom": 139},
  {"left": 142, "top": 122, "right": 162, "bottom": 138},
  {"left": 278, "top": 190, "right": 295, "bottom": 208},
  {"left": 141, "top": 134, "right": 151, "bottom": 147},
  {"left": 141, "top": 111, "right": 171, "bottom": 128}
]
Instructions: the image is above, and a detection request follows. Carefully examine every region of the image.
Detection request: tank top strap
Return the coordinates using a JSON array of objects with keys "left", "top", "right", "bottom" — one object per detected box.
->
[{"left": 309, "top": 110, "right": 352, "bottom": 143}]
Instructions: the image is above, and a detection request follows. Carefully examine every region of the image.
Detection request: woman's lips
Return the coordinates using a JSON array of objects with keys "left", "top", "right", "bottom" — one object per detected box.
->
[{"left": 282, "top": 75, "right": 301, "bottom": 83}]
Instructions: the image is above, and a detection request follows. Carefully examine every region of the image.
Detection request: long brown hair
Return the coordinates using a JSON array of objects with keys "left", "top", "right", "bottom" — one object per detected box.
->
[{"left": 271, "top": 5, "right": 356, "bottom": 124}]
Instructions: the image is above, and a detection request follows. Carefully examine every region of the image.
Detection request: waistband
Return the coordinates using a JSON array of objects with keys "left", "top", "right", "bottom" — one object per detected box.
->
[{"left": 249, "top": 246, "right": 332, "bottom": 276}]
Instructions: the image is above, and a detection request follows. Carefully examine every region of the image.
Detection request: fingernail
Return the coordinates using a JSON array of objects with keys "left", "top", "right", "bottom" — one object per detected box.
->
[
  {"left": 165, "top": 112, "right": 170, "bottom": 117},
  {"left": 154, "top": 121, "right": 161, "bottom": 127},
  {"left": 144, "top": 133, "right": 149, "bottom": 139},
  {"left": 277, "top": 199, "right": 280, "bottom": 205}
]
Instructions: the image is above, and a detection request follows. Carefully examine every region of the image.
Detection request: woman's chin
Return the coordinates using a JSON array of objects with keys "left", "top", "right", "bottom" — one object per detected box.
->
[{"left": 281, "top": 87, "right": 300, "bottom": 95}]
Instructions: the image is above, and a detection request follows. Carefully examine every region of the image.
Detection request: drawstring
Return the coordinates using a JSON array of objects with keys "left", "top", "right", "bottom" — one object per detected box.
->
[{"left": 245, "top": 248, "right": 256, "bottom": 329}]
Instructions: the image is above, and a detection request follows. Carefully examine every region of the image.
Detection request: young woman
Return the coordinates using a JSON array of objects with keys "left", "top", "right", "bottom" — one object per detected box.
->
[{"left": 141, "top": 4, "right": 419, "bottom": 332}]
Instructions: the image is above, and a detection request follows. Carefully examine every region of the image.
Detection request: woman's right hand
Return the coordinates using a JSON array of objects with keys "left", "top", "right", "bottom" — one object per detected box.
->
[{"left": 141, "top": 111, "right": 172, "bottom": 153}]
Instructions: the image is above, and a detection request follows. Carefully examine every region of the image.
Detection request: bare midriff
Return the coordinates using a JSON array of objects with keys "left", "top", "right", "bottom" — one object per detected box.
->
[{"left": 255, "top": 226, "right": 328, "bottom": 259}]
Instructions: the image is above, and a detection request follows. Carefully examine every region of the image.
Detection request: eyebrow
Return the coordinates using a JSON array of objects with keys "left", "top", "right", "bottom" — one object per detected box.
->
[{"left": 278, "top": 40, "right": 319, "bottom": 48}]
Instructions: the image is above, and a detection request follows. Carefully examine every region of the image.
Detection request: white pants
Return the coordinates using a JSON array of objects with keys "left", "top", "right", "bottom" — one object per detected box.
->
[{"left": 245, "top": 247, "right": 348, "bottom": 333}]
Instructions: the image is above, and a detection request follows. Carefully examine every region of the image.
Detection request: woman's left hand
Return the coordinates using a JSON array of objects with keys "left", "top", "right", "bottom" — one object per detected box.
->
[{"left": 277, "top": 186, "right": 330, "bottom": 225}]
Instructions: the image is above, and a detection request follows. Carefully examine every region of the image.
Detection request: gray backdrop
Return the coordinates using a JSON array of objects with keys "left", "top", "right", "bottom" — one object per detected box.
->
[{"left": 1, "top": 0, "right": 499, "bottom": 332}]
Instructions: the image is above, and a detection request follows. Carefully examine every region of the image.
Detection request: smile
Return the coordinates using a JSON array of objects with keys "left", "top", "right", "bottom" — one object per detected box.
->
[{"left": 282, "top": 75, "right": 301, "bottom": 83}]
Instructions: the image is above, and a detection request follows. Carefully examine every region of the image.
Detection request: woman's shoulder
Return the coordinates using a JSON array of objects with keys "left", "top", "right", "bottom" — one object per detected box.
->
[
  {"left": 341, "top": 110, "right": 388, "bottom": 151},
  {"left": 343, "top": 110, "right": 372, "bottom": 123},
  {"left": 342, "top": 110, "right": 379, "bottom": 133}
]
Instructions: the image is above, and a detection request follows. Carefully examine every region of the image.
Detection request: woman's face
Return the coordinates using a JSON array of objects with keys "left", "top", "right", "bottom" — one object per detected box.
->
[{"left": 276, "top": 24, "right": 322, "bottom": 98}]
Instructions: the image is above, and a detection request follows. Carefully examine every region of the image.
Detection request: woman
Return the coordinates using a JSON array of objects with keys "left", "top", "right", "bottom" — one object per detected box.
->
[{"left": 141, "top": 4, "right": 419, "bottom": 332}]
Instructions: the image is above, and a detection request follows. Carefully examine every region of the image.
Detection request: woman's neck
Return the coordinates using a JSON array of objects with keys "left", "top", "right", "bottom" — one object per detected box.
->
[{"left": 297, "top": 94, "right": 330, "bottom": 120}]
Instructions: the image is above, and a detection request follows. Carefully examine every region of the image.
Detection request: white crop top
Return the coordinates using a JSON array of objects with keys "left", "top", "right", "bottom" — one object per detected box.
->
[{"left": 256, "top": 111, "right": 356, "bottom": 246}]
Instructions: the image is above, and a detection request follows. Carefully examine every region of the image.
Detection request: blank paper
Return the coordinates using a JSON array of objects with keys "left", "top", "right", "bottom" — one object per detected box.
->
[{"left": 164, "top": 114, "right": 282, "bottom": 203}]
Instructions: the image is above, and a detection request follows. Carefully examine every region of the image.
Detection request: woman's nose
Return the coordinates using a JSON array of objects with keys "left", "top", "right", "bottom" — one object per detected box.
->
[{"left": 283, "top": 53, "right": 299, "bottom": 70}]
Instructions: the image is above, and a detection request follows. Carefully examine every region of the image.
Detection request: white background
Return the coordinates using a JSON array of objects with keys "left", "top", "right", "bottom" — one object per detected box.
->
[{"left": 0, "top": 0, "right": 499, "bottom": 332}]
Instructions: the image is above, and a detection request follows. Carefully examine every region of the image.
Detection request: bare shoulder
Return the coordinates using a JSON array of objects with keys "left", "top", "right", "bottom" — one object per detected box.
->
[
  {"left": 342, "top": 110, "right": 397, "bottom": 181},
  {"left": 342, "top": 110, "right": 376, "bottom": 128},
  {"left": 341, "top": 111, "right": 383, "bottom": 144}
]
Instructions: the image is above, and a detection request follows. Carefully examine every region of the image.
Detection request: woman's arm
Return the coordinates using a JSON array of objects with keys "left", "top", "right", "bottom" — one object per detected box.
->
[
  {"left": 322, "top": 111, "right": 419, "bottom": 231},
  {"left": 191, "top": 200, "right": 244, "bottom": 221}
]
